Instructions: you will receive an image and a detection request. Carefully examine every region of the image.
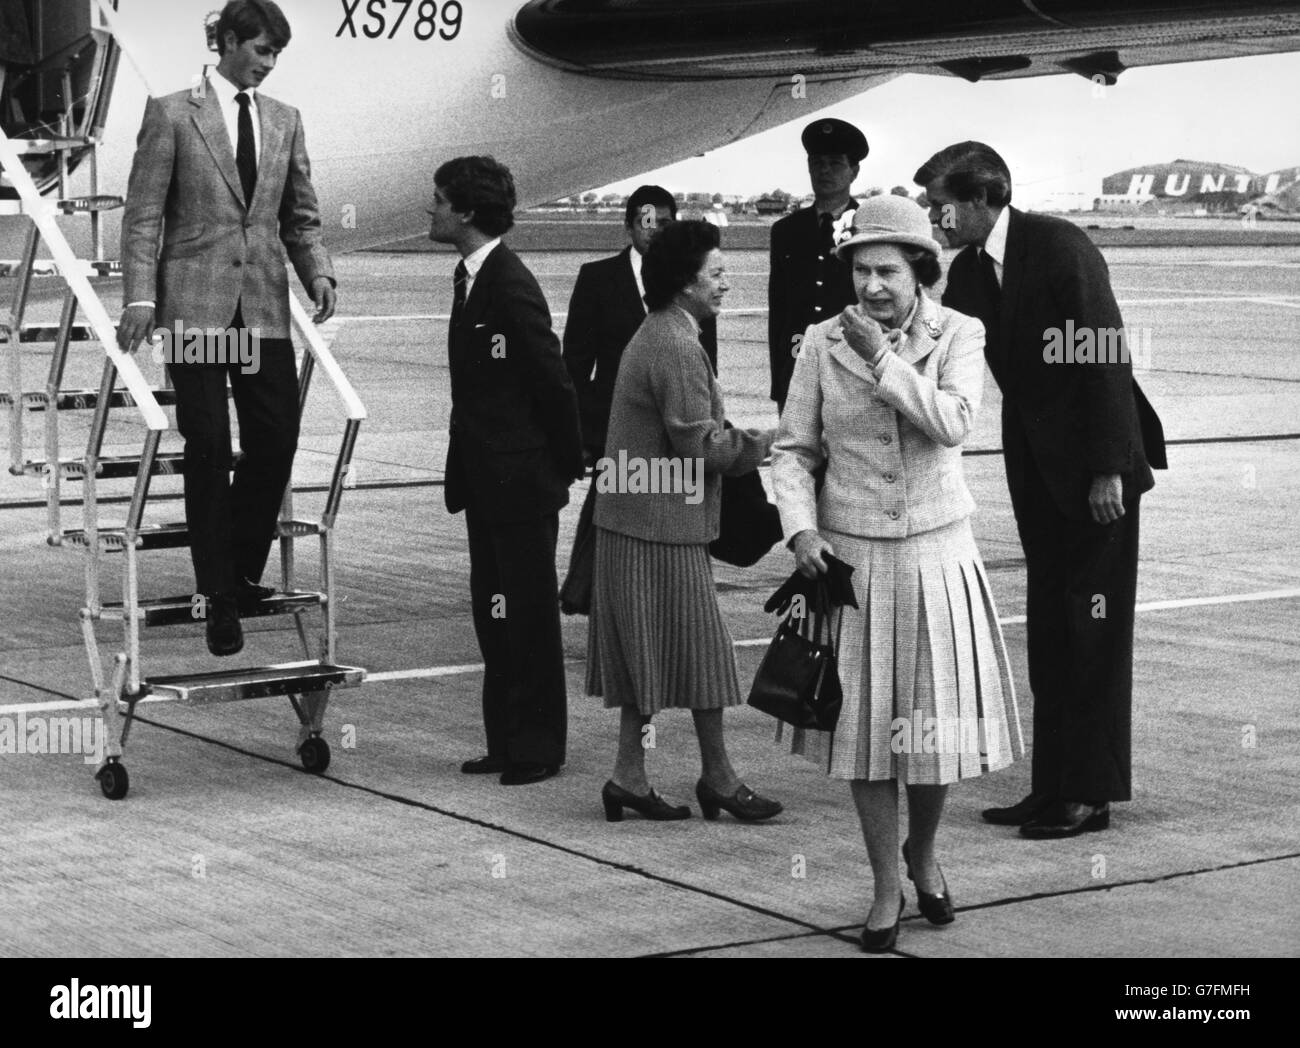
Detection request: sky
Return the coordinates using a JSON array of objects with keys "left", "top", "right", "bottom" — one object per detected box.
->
[{"left": 596, "top": 52, "right": 1300, "bottom": 207}]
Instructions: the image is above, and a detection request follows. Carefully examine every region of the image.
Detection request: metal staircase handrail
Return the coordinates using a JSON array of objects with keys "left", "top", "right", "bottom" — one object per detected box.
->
[
  {"left": 0, "top": 131, "right": 167, "bottom": 433},
  {"left": 290, "top": 295, "right": 367, "bottom": 422}
]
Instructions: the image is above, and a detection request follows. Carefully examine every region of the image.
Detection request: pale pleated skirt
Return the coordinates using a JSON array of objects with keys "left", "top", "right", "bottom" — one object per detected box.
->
[
  {"left": 781, "top": 518, "right": 1024, "bottom": 783},
  {"left": 586, "top": 528, "right": 743, "bottom": 714}
]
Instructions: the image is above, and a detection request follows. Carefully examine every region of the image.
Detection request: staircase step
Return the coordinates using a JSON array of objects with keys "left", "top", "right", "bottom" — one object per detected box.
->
[
  {"left": 56, "top": 195, "right": 125, "bottom": 215},
  {"left": 0, "top": 387, "right": 180, "bottom": 411},
  {"left": 144, "top": 661, "right": 365, "bottom": 704},
  {"left": 5, "top": 136, "right": 94, "bottom": 156},
  {"left": 17, "top": 322, "right": 98, "bottom": 343},
  {"left": 61, "top": 523, "right": 190, "bottom": 551},
  {"left": 101, "top": 590, "right": 324, "bottom": 627},
  {"left": 61, "top": 516, "right": 315, "bottom": 551},
  {"left": 15, "top": 453, "right": 185, "bottom": 480}
]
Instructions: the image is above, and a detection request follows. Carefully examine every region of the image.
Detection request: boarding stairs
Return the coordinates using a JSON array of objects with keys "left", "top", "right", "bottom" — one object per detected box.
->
[{"left": 0, "top": 1, "right": 367, "bottom": 801}]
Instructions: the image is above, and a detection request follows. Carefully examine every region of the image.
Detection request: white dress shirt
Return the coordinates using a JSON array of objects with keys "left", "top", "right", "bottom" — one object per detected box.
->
[
  {"left": 461, "top": 237, "right": 502, "bottom": 300},
  {"left": 982, "top": 206, "right": 1010, "bottom": 286},
  {"left": 629, "top": 247, "right": 646, "bottom": 310},
  {"left": 209, "top": 71, "right": 261, "bottom": 165}
]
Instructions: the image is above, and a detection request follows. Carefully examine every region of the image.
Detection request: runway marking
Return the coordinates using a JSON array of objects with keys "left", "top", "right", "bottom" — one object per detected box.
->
[
  {"left": 3, "top": 586, "right": 1296, "bottom": 714},
  {"left": 1248, "top": 297, "right": 1300, "bottom": 309}
]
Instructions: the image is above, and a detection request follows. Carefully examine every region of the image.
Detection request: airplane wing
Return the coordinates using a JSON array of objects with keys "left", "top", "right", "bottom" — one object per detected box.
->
[{"left": 513, "top": 0, "right": 1300, "bottom": 83}]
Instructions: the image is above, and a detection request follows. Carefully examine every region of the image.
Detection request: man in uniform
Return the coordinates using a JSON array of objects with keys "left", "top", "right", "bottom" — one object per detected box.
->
[{"left": 767, "top": 118, "right": 868, "bottom": 412}]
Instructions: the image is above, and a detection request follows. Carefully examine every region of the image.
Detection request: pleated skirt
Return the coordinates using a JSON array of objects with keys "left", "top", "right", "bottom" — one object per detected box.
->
[
  {"left": 586, "top": 528, "right": 743, "bottom": 715},
  {"left": 781, "top": 518, "right": 1024, "bottom": 783}
]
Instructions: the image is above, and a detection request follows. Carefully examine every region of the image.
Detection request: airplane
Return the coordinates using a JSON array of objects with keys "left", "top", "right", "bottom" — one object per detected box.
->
[{"left": 3, "top": 0, "right": 1300, "bottom": 256}]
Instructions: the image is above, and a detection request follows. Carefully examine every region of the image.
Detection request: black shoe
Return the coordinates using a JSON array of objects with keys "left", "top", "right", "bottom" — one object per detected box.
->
[
  {"left": 695, "top": 779, "right": 783, "bottom": 822},
  {"left": 500, "top": 761, "right": 561, "bottom": 786},
  {"left": 860, "top": 892, "right": 906, "bottom": 954},
  {"left": 902, "top": 838, "right": 955, "bottom": 925},
  {"left": 1020, "top": 801, "right": 1110, "bottom": 839},
  {"left": 601, "top": 780, "right": 690, "bottom": 822},
  {"left": 235, "top": 577, "right": 276, "bottom": 611},
  {"left": 205, "top": 594, "right": 243, "bottom": 657},
  {"left": 981, "top": 792, "right": 1053, "bottom": 826},
  {"left": 460, "top": 755, "right": 507, "bottom": 775}
]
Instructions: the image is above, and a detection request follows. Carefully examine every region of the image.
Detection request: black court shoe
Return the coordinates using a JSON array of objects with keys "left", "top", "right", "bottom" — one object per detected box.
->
[
  {"left": 695, "top": 779, "right": 783, "bottom": 822},
  {"left": 860, "top": 893, "right": 906, "bottom": 954},
  {"left": 601, "top": 781, "right": 690, "bottom": 822},
  {"left": 902, "top": 838, "right": 955, "bottom": 925}
]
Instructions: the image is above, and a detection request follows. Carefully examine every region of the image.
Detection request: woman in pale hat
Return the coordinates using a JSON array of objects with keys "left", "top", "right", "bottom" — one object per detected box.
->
[{"left": 771, "top": 194, "right": 1023, "bottom": 952}]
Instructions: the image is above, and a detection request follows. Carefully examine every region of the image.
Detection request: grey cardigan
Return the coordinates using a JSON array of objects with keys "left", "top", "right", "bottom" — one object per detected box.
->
[{"left": 594, "top": 306, "right": 770, "bottom": 544}]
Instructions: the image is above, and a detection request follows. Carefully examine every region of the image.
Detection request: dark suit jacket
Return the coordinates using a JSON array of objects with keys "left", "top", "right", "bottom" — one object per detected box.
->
[
  {"left": 943, "top": 208, "right": 1166, "bottom": 521},
  {"left": 768, "top": 202, "right": 858, "bottom": 405},
  {"left": 563, "top": 246, "right": 717, "bottom": 456},
  {"left": 445, "top": 243, "right": 584, "bottom": 524}
]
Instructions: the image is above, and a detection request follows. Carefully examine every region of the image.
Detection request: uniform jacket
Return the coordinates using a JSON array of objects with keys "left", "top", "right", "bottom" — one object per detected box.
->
[
  {"left": 121, "top": 81, "right": 333, "bottom": 339},
  {"left": 768, "top": 202, "right": 858, "bottom": 405},
  {"left": 445, "top": 242, "right": 584, "bottom": 524},
  {"left": 595, "top": 307, "right": 768, "bottom": 545},
  {"left": 943, "top": 208, "right": 1166, "bottom": 521},
  {"left": 563, "top": 246, "right": 717, "bottom": 456},
  {"left": 772, "top": 293, "right": 985, "bottom": 540}
]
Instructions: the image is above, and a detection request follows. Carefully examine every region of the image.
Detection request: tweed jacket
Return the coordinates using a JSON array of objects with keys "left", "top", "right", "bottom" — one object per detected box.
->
[
  {"left": 563, "top": 246, "right": 717, "bottom": 457},
  {"left": 772, "top": 293, "right": 985, "bottom": 540},
  {"left": 595, "top": 306, "right": 769, "bottom": 545},
  {"left": 121, "top": 81, "right": 334, "bottom": 339}
]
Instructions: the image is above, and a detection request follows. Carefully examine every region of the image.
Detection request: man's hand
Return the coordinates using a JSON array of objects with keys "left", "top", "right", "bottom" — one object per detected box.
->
[
  {"left": 839, "top": 305, "right": 890, "bottom": 367},
  {"left": 116, "top": 304, "right": 156, "bottom": 354},
  {"left": 1088, "top": 473, "right": 1124, "bottom": 525},
  {"left": 311, "top": 277, "right": 337, "bottom": 324},
  {"left": 792, "top": 529, "right": 834, "bottom": 579}
]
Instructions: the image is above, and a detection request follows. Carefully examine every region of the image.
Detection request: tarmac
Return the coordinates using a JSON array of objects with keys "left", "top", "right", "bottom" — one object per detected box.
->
[{"left": 1, "top": 240, "right": 1298, "bottom": 957}]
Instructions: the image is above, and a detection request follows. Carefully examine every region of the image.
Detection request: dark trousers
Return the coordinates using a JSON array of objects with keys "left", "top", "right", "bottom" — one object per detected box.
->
[
  {"left": 1011, "top": 443, "right": 1140, "bottom": 803},
  {"left": 167, "top": 312, "right": 298, "bottom": 597},
  {"left": 465, "top": 507, "right": 567, "bottom": 766}
]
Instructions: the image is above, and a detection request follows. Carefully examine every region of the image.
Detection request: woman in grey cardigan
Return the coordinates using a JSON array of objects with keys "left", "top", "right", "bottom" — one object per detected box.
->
[
  {"left": 588, "top": 221, "right": 781, "bottom": 823},
  {"left": 772, "top": 196, "right": 1023, "bottom": 951}
]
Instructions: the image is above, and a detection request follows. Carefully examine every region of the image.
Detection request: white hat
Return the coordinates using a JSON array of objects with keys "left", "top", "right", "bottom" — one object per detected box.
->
[{"left": 834, "top": 195, "right": 942, "bottom": 260}]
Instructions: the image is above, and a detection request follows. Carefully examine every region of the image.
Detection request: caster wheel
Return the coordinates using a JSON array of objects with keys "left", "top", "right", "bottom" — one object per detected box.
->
[
  {"left": 98, "top": 762, "right": 129, "bottom": 800},
  {"left": 299, "top": 736, "right": 330, "bottom": 774}
]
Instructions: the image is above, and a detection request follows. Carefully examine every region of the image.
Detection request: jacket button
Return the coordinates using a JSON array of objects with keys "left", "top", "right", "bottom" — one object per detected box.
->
[
  {"left": 884, "top": 472, "right": 896, "bottom": 483},
  {"left": 232, "top": 260, "right": 242, "bottom": 267},
  {"left": 887, "top": 509, "right": 900, "bottom": 520},
  {"left": 879, "top": 434, "right": 891, "bottom": 444},
  {"left": 815, "top": 280, "right": 824, "bottom": 287}
]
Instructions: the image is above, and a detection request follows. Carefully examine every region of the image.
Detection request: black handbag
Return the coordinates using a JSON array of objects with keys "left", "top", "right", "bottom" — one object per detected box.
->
[
  {"left": 710, "top": 467, "right": 783, "bottom": 567},
  {"left": 748, "top": 579, "right": 844, "bottom": 731}
]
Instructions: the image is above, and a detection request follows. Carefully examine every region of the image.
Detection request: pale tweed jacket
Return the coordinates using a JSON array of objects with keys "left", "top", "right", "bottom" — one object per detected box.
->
[
  {"left": 121, "top": 81, "right": 333, "bottom": 339},
  {"left": 595, "top": 306, "right": 770, "bottom": 545},
  {"left": 772, "top": 292, "right": 986, "bottom": 540}
]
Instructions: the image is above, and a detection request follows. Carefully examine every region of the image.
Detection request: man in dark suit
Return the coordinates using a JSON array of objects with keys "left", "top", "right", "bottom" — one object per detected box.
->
[
  {"left": 428, "top": 156, "right": 584, "bottom": 786},
  {"left": 916, "top": 142, "right": 1167, "bottom": 838},
  {"left": 558, "top": 186, "right": 717, "bottom": 612},
  {"left": 768, "top": 118, "right": 867, "bottom": 411},
  {"left": 118, "top": 0, "right": 336, "bottom": 657}
]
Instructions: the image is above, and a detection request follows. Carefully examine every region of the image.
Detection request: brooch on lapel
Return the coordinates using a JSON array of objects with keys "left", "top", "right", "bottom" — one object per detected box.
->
[{"left": 922, "top": 316, "right": 943, "bottom": 339}]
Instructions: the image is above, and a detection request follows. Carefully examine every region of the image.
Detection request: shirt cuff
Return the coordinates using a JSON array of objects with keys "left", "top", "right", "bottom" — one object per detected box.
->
[{"left": 125, "top": 301, "right": 155, "bottom": 309}]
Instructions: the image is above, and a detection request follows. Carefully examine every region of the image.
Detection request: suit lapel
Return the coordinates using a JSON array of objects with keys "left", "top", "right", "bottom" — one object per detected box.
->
[
  {"left": 460, "top": 242, "right": 501, "bottom": 332},
  {"left": 825, "top": 323, "right": 878, "bottom": 383},
  {"left": 190, "top": 84, "right": 245, "bottom": 208},
  {"left": 896, "top": 294, "right": 942, "bottom": 366},
  {"left": 253, "top": 98, "right": 285, "bottom": 215},
  {"left": 998, "top": 207, "right": 1026, "bottom": 353}
]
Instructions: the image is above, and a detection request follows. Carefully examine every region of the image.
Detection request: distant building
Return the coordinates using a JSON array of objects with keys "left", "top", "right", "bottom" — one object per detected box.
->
[{"left": 1100, "top": 159, "right": 1299, "bottom": 214}]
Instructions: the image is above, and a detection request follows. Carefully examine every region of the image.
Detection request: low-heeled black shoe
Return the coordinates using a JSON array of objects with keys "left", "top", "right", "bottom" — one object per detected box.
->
[
  {"left": 902, "top": 838, "right": 955, "bottom": 926},
  {"left": 860, "top": 892, "right": 906, "bottom": 954},
  {"left": 500, "top": 761, "right": 561, "bottom": 786},
  {"left": 981, "top": 792, "right": 1053, "bottom": 826},
  {"left": 460, "top": 755, "right": 507, "bottom": 775},
  {"left": 601, "top": 781, "right": 690, "bottom": 822},
  {"left": 695, "top": 779, "right": 783, "bottom": 822},
  {"left": 205, "top": 594, "right": 243, "bottom": 657},
  {"left": 236, "top": 577, "right": 277, "bottom": 611},
  {"left": 1020, "top": 801, "right": 1110, "bottom": 839}
]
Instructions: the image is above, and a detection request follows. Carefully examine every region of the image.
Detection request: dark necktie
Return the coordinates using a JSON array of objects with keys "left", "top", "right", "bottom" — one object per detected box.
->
[
  {"left": 235, "top": 92, "right": 257, "bottom": 207},
  {"left": 977, "top": 247, "right": 1003, "bottom": 364},
  {"left": 819, "top": 212, "right": 834, "bottom": 256},
  {"left": 451, "top": 261, "right": 468, "bottom": 328}
]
